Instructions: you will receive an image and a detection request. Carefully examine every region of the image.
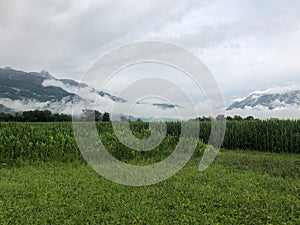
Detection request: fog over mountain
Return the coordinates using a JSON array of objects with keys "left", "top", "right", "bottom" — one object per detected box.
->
[
  {"left": 1, "top": 0, "right": 300, "bottom": 107},
  {"left": 0, "top": 1, "right": 299, "bottom": 119},
  {"left": 228, "top": 86, "right": 300, "bottom": 110},
  {"left": 0, "top": 67, "right": 122, "bottom": 114},
  {"left": 1, "top": 67, "right": 299, "bottom": 120},
  {"left": 0, "top": 67, "right": 181, "bottom": 118},
  {"left": 227, "top": 86, "right": 300, "bottom": 119}
]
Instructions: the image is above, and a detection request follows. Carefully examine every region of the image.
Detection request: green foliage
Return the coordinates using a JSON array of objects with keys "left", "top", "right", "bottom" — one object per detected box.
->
[
  {"left": 0, "top": 151, "right": 298, "bottom": 224},
  {"left": 102, "top": 112, "right": 110, "bottom": 122},
  {"left": 0, "top": 110, "right": 72, "bottom": 122},
  {"left": 221, "top": 120, "right": 300, "bottom": 153},
  {"left": 0, "top": 122, "right": 82, "bottom": 165},
  {"left": 0, "top": 121, "right": 299, "bottom": 224},
  {"left": 0, "top": 119, "right": 299, "bottom": 167},
  {"left": 165, "top": 120, "right": 300, "bottom": 153}
]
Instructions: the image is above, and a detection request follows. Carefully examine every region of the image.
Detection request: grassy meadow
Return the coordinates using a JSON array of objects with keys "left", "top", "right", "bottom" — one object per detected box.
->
[{"left": 0, "top": 121, "right": 299, "bottom": 224}]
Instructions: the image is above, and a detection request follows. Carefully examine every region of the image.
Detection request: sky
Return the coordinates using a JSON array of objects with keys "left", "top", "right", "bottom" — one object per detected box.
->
[{"left": 0, "top": 0, "right": 300, "bottom": 111}]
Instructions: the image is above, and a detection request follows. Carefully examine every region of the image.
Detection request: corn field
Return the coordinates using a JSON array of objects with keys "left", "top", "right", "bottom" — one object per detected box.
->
[{"left": 0, "top": 120, "right": 299, "bottom": 165}]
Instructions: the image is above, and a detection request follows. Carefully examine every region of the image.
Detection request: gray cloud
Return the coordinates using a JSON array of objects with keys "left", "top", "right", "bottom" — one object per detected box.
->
[{"left": 0, "top": 0, "right": 300, "bottom": 110}]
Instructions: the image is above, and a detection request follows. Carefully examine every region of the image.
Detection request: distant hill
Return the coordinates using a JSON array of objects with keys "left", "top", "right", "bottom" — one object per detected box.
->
[
  {"left": 0, "top": 67, "right": 126, "bottom": 114},
  {"left": 227, "top": 86, "right": 300, "bottom": 110},
  {"left": 0, "top": 67, "right": 74, "bottom": 102},
  {"left": 0, "top": 67, "right": 183, "bottom": 117}
]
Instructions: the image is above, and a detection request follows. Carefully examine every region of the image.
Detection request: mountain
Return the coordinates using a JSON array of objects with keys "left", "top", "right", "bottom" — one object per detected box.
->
[
  {"left": 0, "top": 67, "right": 74, "bottom": 102},
  {"left": 2, "top": 67, "right": 298, "bottom": 119},
  {"left": 99, "top": 91, "right": 126, "bottom": 103},
  {"left": 0, "top": 104, "right": 16, "bottom": 114},
  {"left": 227, "top": 86, "right": 300, "bottom": 110},
  {"left": 0, "top": 67, "right": 183, "bottom": 116},
  {"left": 0, "top": 67, "right": 126, "bottom": 114},
  {"left": 112, "top": 114, "right": 179, "bottom": 122},
  {"left": 136, "top": 98, "right": 179, "bottom": 110}
]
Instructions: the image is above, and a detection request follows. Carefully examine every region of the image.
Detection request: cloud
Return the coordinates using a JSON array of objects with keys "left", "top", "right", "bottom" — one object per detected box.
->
[
  {"left": 0, "top": 97, "right": 74, "bottom": 114},
  {"left": 42, "top": 79, "right": 98, "bottom": 101},
  {"left": 227, "top": 106, "right": 300, "bottom": 120},
  {"left": 0, "top": 0, "right": 299, "bottom": 112},
  {"left": 248, "top": 85, "right": 300, "bottom": 96},
  {"left": 41, "top": 77, "right": 203, "bottom": 119}
]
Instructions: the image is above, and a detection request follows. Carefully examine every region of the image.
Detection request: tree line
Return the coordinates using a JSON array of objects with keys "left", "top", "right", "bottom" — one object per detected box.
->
[
  {"left": 0, "top": 109, "right": 274, "bottom": 123},
  {"left": 197, "top": 115, "right": 256, "bottom": 121},
  {"left": 0, "top": 109, "right": 111, "bottom": 122}
]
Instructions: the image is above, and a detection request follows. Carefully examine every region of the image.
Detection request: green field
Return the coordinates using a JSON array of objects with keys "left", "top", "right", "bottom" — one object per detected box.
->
[
  {"left": 0, "top": 151, "right": 299, "bottom": 224},
  {"left": 0, "top": 122, "right": 299, "bottom": 224}
]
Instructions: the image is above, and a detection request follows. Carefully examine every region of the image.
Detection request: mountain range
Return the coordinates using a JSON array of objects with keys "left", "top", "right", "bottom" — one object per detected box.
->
[
  {"left": 1, "top": 67, "right": 299, "bottom": 118},
  {"left": 0, "top": 67, "right": 178, "bottom": 115},
  {"left": 0, "top": 67, "right": 126, "bottom": 113},
  {"left": 227, "top": 86, "right": 300, "bottom": 110}
]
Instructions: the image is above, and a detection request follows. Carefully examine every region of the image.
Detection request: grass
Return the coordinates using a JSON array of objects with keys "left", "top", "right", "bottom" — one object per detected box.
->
[{"left": 0, "top": 150, "right": 299, "bottom": 224}]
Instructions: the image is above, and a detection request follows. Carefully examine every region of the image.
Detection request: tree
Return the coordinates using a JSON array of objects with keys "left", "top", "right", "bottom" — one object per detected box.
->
[
  {"left": 198, "top": 116, "right": 210, "bottom": 121},
  {"left": 0, "top": 112, "right": 13, "bottom": 121},
  {"left": 0, "top": 110, "right": 71, "bottom": 122},
  {"left": 37, "top": 110, "right": 52, "bottom": 122},
  {"left": 233, "top": 115, "right": 243, "bottom": 121},
  {"left": 22, "top": 111, "right": 35, "bottom": 122},
  {"left": 94, "top": 110, "right": 102, "bottom": 122},
  {"left": 102, "top": 112, "right": 110, "bottom": 122}
]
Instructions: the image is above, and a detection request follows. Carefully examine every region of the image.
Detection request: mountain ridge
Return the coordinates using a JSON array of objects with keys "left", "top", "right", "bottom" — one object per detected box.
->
[
  {"left": 0, "top": 67, "right": 126, "bottom": 114},
  {"left": 227, "top": 86, "right": 300, "bottom": 110},
  {"left": 0, "top": 67, "right": 179, "bottom": 115}
]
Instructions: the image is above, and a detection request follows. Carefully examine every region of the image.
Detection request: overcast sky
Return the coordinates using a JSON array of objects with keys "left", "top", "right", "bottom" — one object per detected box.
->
[{"left": 0, "top": 0, "right": 300, "bottom": 105}]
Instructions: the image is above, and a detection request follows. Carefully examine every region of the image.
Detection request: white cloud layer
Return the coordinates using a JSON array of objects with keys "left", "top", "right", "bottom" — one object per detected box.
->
[
  {"left": 227, "top": 107, "right": 300, "bottom": 120},
  {"left": 0, "top": 0, "right": 300, "bottom": 118}
]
